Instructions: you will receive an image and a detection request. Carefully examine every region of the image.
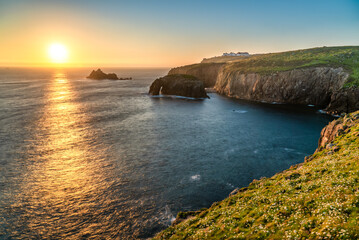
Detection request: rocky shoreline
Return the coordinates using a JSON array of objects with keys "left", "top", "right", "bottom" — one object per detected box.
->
[
  {"left": 154, "top": 111, "right": 359, "bottom": 239},
  {"left": 169, "top": 65, "right": 358, "bottom": 115},
  {"left": 166, "top": 47, "right": 359, "bottom": 115},
  {"left": 152, "top": 47, "right": 359, "bottom": 238}
]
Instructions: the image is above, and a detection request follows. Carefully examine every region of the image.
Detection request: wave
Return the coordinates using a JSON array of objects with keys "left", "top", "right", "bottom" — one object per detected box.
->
[{"left": 232, "top": 109, "right": 248, "bottom": 114}]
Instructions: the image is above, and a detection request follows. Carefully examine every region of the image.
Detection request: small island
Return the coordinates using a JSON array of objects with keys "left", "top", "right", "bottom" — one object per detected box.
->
[
  {"left": 87, "top": 69, "right": 132, "bottom": 80},
  {"left": 149, "top": 74, "right": 209, "bottom": 99}
]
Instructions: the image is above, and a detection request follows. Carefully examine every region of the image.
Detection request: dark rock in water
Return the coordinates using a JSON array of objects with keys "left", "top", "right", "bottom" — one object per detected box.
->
[
  {"left": 87, "top": 69, "right": 120, "bottom": 80},
  {"left": 149, "top": 74, "right": 209, "bottom": 99}
]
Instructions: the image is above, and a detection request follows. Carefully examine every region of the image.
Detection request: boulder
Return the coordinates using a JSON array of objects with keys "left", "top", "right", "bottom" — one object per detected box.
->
[
  {"left": 149, "top": 74, "right": 209, "bottom": 99},
  {"left": 87, "top": 69, "right": 119, "bottom": 80}
]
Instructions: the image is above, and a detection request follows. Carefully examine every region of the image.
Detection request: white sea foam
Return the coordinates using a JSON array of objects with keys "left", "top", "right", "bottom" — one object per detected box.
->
[
  {"left": 224, "top": 148, "right": 236, "bottom": 160},
  {"left": 161, "top": 205, "right": 176, "bottom": 225},
  {"left": 226, "top": 183, "right": 235, "bottom": 188},
  {"left": 253, "top": 149, "right": 259, "bottom": 154},
  {"left": 232, "top": 109, "right": 248, "bottom": 114},
  {"left": 190, "top": 174, "right": 201, "bottom": 181},
  {"left": 150, "top": 94, "right": 206, "bottom": 100},
  {"left": 284, "top": 148, "right": 295, "bottom": 152},
  {"left": 317, "top": 109, "right": 327, "bottom": 114}
]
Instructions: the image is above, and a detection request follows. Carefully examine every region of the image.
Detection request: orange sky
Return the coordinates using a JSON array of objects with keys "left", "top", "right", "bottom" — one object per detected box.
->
[
  {"left": 1, "top": 0, "right": 358, "bottom": 68},
  {"left": 0, "top": 1, "right": 213, "bottom": 68}
]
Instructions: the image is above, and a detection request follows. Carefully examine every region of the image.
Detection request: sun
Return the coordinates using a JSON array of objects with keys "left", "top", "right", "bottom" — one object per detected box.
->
[{"left": 48, "top": 43, "right": 68, "bottom": 63}]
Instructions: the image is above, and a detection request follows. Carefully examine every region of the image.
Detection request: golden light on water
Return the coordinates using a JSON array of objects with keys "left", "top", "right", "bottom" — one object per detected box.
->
[
  {"left": 48, "top": 43, "right": 69, "bottom": 63},
  {"left": 17, "top": 72, "right": 116, "bottom": 237}
]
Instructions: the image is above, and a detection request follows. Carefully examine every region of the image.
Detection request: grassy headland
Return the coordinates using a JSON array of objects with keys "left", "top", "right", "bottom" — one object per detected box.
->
[
  {"left": 200, "top": 46, "right": 359, "bottom": 87},
  {"left": 154, "top": 111, "right": 359, "bottom": 239}
]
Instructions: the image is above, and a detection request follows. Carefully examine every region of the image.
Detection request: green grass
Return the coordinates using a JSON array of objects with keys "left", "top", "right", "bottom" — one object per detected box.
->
[
  {"left": 199, "top": 46, "right": 359, "bottom": 87},
  {"left": 162, "top": 74, "right": 199, "bottom": 81},
  {"left": 201, "top": 56, "right": 250, "bottom": 63},
  {"left": 154, "top": 111, "right": 359, "bottom": 239},
  {"left": 170, "top": 62, "right": 224, "bottom": 73}
]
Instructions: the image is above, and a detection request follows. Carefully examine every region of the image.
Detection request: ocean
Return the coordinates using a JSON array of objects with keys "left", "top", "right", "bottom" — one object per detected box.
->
[{"left": 0, "top": 67, "right": 333, "bottom": 239}]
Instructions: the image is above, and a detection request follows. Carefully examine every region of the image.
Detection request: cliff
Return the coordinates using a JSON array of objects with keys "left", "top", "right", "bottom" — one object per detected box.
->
[
  {"left": 149, "top": 74, "right": 209, "bottom": 99},
  {"left": 168, "top": 46, "right": 359, "bottom": 114},
  {"left": 154, "top": 111, "right": 359, "bottom": 239},
  {"left": 168, "top": 63, "right": 224, "bottom": 88},
  {"left": 215, "top": 67, "right": 357, "bottom": 114}
]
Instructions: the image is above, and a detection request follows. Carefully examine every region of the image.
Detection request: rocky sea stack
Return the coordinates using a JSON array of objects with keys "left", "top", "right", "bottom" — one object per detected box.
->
[
  {"left": 149, "top": 74, "right": 209, "bottom": 99},
  {"left": 87, "top": 69, "right": 120, "bottom": 80}
]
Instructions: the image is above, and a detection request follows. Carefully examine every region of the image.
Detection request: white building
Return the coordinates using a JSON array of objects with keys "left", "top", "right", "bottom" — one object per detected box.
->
[{"left": 222, "top": 52, "right": 250, "bottom": 57}]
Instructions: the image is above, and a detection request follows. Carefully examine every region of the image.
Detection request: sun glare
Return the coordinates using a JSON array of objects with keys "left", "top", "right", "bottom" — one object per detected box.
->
[{"left": 48, "top": 43, "right": 68, "bottom": 63}]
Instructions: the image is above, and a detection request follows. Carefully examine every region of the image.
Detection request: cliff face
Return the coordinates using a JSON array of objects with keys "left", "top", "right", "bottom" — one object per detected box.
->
[
  {"left": 168, "top": 64, "right": 358, "bottom": 114},
  {"left": 215, "top": 67, "right": 352, "bottom": 110},
  {"left": 317, "top": 112, "right": 359, "bottom": 148},
  {"left": 167, "top": 46, "right": 359, "bottom": 114},
  {"left": 168, "top": 63, "right": 224, "bottom": 88},
  {"left": 326, "top": 87, "right": 359, "bottom": 114}
]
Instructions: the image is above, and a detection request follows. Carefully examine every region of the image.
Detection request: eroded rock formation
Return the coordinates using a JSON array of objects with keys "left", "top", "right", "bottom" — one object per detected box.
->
[
  {"left": 87, "top": 69, "right": 119, "bottom": 80},
  {"left": 149, "top": 74, "right": 209, "bottom": 99}
]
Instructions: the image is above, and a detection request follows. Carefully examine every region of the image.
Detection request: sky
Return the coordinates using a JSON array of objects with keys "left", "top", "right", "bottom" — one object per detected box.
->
[{"left": 0, "top": 0, "right": 359, "bottom": 67}]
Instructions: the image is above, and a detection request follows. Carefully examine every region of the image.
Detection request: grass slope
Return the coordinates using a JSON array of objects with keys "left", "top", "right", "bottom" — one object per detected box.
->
[
  {"left": 203, "top": 46, "right": 359, "bottom": 87},
  {"left": 154, "top": 111, "right": 359, "bottom": 239}
]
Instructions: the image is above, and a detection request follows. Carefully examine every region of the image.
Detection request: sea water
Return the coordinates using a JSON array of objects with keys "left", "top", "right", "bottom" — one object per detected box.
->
[{"left": 0, "top": 67, "right": 333, "bottom": 239}]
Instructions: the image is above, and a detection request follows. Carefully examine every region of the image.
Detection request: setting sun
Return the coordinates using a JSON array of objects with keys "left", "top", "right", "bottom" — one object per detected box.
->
[{"left": 48, "top": 43, "right": 68, "bottom": 63}]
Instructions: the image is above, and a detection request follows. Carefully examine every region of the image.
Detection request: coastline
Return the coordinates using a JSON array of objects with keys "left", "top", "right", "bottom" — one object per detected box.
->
[
  {"left": 167, "top": 47, "right": 359, "bottom": 116},
  {"left": 154, "top": 111, "right": 359, "bottom": 239}
]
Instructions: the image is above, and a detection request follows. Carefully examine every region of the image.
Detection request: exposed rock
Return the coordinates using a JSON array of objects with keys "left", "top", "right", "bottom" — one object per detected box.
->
[
  {"left": 87, "top": 69, "right": 120, "bottom": 80},
  {"left": 149, "top": 74, "right": 209, "bottom": 99},
  {"left": 169, "top": 64, "right": 359, "bottom": 114},
  {"left": 215, "top": 67, "right": 349, "bottom": 108},
  {"left": 318, "top": 118, "right": 345, "bottom": 148},
  {"left": 168, "top": 63, "right": 224, "bottom": 87},
  {"left": 317, "top": 113, "right": 358, "bottom": 150},
  {"left": 325, "top": 87, "right": 359, "bottom": 115},
  {"left": 229, "top": 188, "right": 239, "bottom": 196},
  {"left": 304, "top": 155, "right": 314, "bottom": 162}
]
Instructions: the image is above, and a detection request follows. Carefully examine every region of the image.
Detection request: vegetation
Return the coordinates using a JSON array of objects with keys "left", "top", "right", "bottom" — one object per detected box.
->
[
  {"left": 203, "top": 46, "right": 359, "bottom": 87},
  {"left": 170, "top": 62, "right": 224, "bottom": 73},
  {"left": 164, "top": 74, "right": 200, "bottom": 81},
  {"left": 201, "top": 56, "right": 249, "bottom": 64},
  {"left": 154, "top": 111, "right": 359, "bottom": 239}
]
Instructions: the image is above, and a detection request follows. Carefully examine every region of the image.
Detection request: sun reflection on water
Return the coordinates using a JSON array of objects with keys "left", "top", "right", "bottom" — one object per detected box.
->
[{"left": 13, "top": 72, "right": 118, "bottom": 238}]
